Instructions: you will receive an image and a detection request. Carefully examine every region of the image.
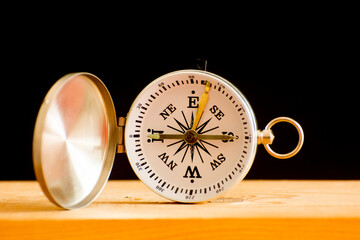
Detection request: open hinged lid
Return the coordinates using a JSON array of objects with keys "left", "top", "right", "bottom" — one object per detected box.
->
[{"left": 33, "top": 73, "right": 119, "bottom": 209}]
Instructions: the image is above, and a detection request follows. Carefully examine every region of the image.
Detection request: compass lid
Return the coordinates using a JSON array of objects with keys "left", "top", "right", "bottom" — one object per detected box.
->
[{"left": 33, "top": 73, "right": 118, "bottom": 209}]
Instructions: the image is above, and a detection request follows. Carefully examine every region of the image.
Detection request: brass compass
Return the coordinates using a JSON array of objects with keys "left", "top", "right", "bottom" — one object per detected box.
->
[{"left": 33, "top": 70, "right": 304, "bottom": 209}]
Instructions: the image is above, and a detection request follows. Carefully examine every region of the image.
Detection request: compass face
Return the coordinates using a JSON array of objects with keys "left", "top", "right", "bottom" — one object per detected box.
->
[{"left": 125, "top": 70, "right": 257, "bottom": 202}]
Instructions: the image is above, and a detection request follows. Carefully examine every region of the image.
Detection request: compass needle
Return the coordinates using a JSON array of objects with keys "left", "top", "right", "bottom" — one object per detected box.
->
[
  {"left": 147, "top": 133, "right": 185, "bottom": 140},
  {"left": 147, "top": 132, "right": 236, "bottom": 141},
  {"left": 198, "top": 134, "right": 237, "bottom": 141},
  {"left": 147, "top": 133, "right": 160, "bottom": 139},
  {"left": 192, "top": 81, "right": 211, "bottom": 131}
]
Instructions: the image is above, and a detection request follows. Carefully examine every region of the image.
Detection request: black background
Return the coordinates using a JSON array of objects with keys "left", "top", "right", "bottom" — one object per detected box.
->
[{"left": 1, "top": 10, "right": 358, "bottom": 180}]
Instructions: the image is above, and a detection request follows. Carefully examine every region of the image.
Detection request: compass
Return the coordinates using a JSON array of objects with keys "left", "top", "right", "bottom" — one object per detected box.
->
[{"left": 33, "top": 70, "right": 304, "bottom": 209}]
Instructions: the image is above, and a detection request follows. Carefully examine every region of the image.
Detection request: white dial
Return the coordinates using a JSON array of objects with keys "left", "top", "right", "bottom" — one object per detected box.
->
[{"left": 125, "top": 70, "right": 257, "bottom": 202}]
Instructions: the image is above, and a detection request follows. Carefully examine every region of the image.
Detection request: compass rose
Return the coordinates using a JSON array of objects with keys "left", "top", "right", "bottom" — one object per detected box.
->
[{"left": 166, "top": 111, "right": 219, "bottom": 163}]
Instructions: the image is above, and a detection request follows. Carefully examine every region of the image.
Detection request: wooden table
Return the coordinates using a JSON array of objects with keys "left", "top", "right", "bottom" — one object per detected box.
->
[{"left": 0, "top": 180, "right": 359, "bottom": 239}]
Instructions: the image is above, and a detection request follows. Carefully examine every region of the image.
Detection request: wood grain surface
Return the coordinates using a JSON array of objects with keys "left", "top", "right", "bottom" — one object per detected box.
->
[{"left": 0, "top": 180, "right": 359, "bottom": 239}]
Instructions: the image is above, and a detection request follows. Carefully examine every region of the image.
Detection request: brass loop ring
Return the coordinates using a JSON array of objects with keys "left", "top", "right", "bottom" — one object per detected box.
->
[{"left": 264, "top": 117, "right": 304, "bottom": 159}]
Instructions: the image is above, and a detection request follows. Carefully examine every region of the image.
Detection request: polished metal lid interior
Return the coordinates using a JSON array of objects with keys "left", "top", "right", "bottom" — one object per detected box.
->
[{"left": 33, "top": 73, "right": 118, "bottom": 209}]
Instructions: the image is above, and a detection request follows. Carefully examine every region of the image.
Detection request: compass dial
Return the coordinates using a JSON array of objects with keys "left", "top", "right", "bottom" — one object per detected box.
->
[{"left": 125, "top": 70, "right": 257, "bottom": 202}]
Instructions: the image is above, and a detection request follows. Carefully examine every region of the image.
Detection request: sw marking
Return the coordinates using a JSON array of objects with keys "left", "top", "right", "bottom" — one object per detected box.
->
[{"left": 210, "top": 153, "right": 226, "bottom": 171}]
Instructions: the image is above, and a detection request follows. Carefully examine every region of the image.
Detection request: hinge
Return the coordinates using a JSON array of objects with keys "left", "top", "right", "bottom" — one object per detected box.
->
[{"left": 117, "top": 117, "right": 126, "bottom": 153}]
